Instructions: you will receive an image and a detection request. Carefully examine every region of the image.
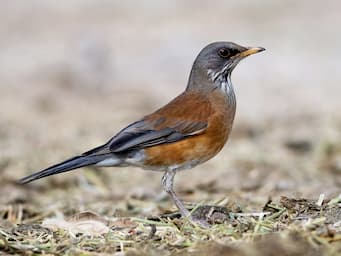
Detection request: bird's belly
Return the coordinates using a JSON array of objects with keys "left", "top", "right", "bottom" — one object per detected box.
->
[{"left": 139, "top": 130, "right": 229, "bottom": 171}]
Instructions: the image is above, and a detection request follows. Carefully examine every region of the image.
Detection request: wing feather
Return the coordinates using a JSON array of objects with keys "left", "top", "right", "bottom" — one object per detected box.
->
[{"left": 83, "top": 91, "right": 212, "bottom": 155}]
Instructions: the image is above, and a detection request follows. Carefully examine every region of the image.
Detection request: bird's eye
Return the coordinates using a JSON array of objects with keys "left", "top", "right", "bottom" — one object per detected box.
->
[{"left": 218, "top": 48, "right": 230, "bottom": 58}]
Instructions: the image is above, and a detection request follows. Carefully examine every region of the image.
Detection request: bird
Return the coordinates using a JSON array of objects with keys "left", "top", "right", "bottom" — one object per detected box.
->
[{"left": 19, "top": 41, "right": 265, "bottom": 226}]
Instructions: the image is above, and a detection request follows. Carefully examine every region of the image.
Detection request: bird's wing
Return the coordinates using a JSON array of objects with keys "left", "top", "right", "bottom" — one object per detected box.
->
[
  {"left": 83, "top": 118, "right": 207, "bottom": 156},
  {"left": 109, "top": 119, "right": 207, "bottom": 152},
  {"left": 83, "top": 91, "right": 213, "bottom": 156}
]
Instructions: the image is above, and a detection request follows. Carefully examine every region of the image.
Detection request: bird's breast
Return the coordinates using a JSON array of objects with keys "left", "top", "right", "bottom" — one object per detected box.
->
[{"left": 141, "top": 90, "right": 236, "bottom": 171}]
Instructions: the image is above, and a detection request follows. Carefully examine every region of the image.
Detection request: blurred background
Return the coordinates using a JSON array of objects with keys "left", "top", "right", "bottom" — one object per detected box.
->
[{"left": 0, "top": 0, "right": 340, "bottom": 213}]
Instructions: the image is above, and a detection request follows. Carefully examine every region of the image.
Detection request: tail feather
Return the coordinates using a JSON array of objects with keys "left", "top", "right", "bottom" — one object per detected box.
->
[{"left": 19, "top": 154, "right": 108, "bottom": 184}]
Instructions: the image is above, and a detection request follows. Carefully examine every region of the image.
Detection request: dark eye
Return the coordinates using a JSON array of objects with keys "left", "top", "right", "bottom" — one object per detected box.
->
[{"left": 218, "top": 48, "right": 230, "bottom": 58}]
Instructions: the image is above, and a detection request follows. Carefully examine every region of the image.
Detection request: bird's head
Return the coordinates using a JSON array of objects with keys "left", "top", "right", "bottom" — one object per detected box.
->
[{"left": 187, "top": 42, "right": 265, "bottom": 91}]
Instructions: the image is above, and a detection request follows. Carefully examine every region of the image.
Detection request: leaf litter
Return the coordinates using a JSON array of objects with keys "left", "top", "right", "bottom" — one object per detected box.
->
[{"left": 0, "top": 193, "right": 340, "bottom": 255}]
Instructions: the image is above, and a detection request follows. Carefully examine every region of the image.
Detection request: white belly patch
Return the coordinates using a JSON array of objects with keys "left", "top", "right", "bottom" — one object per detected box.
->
[{"left": 95, "top": 157, "right": 121, "bottom": 167}]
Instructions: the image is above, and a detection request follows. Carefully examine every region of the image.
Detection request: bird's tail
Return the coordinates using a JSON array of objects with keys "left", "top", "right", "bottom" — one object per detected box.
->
[{"left": 19, "top": 154, "right": 111, "bottom": 184}]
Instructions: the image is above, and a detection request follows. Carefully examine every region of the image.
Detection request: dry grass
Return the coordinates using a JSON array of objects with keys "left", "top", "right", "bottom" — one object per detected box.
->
[{"left": 0, "top": 193, "right": 340, "bottom": 255}]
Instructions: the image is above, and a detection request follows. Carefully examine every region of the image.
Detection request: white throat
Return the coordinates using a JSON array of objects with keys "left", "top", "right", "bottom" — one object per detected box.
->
[
  {"left": 220, "top": 74, "right": 233, "bottom": 95},
  {"left": 207, "top": 69, "right": 236, "bottom": 105}
]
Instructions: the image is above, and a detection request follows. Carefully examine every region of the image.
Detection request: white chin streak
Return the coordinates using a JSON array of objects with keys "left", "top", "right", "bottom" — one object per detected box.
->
[
  {"left": 207, "top": 69, "right": 236, "bottom": 107},
  {"left": 220, "top": 75, "right": 234, "bottom": 95},
  {"left": 207, "top": 70, "right": 234, "bottom": 94}
]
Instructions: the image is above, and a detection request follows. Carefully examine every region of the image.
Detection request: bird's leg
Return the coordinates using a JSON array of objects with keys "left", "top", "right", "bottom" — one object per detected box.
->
[
  {"left": 161, "top": 171, "right": 210, "bottom": 228},
  {"left": 162, "top": 170, "right": 191, "bottom": 218}
]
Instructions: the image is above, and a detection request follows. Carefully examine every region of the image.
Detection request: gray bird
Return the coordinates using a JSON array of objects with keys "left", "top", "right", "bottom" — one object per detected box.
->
[{"left": 19, "top": 42, "right": 265, "bottom": 226}]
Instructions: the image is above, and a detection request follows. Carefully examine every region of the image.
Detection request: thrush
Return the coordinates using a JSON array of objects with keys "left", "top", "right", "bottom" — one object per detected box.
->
[{"left": 19, "top": 42, "right": 265, "bottom": 226}]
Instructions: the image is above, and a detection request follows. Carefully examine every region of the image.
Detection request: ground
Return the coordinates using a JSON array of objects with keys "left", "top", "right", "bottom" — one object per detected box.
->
[
  {"left": 0, "top": 86, "right": 340, "bottom": 255},
  {"left": 1, "top": 1, "right": 341, "bottom": 255}
]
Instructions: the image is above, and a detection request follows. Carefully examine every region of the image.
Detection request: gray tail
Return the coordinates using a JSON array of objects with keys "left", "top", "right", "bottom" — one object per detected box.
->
[{"left": 19, "top": 154, "right": 107, "bottom": 184}]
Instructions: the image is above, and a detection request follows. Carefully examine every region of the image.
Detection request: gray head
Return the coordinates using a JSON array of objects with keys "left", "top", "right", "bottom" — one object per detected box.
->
[{"left": 187, "top": 41, "right": 265, "bottom": 91}]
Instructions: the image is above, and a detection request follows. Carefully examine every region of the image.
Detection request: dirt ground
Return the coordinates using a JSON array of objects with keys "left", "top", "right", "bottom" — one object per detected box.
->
[{"left": 1, "top": 1, "right": 341, "bottom": 255}]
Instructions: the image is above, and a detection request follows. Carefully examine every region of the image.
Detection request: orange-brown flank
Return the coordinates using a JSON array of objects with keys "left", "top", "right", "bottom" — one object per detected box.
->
[{"left": 143, "top": 89, "right": 235, "bottom": 167}]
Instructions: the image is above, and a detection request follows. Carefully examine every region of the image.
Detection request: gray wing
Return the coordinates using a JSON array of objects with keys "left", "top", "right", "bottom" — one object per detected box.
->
[{"left": 82, "top": 119, "right": 207, "bottom": 156}]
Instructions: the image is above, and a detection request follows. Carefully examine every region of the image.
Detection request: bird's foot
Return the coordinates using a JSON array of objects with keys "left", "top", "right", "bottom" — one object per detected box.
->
[
  {"left": 188, "top": 205, "right": 229, "bottom": 228},
  {"left": 187, "top": 215, "right": 211, "bottom": 228},
  {"left": 156, "top": 205, "right": 229, "bottom": 228}
]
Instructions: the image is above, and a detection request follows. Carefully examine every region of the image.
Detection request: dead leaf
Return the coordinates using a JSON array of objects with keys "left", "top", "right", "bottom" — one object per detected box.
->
[{"left": 42, "top": 211, "right": 109, "bottom": 235}]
